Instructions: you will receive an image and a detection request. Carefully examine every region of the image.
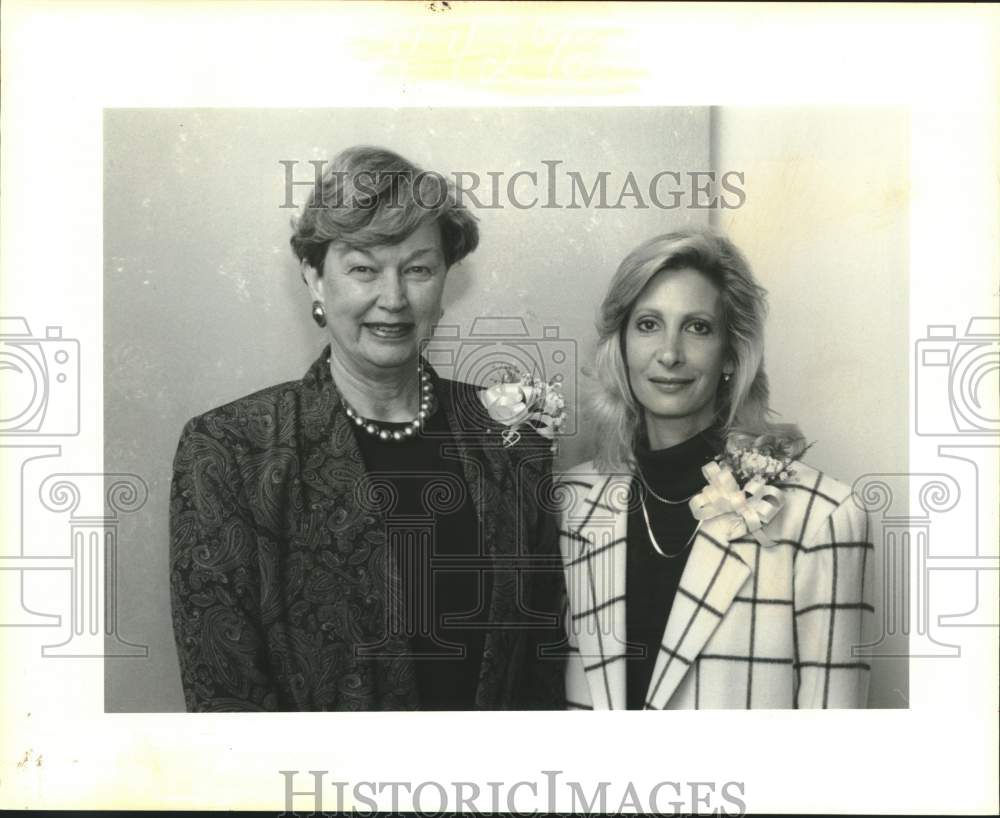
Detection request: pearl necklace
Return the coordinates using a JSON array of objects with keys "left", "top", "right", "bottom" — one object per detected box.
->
[{"left": 342, "top": 369, "right": 435, "bottom": 443}]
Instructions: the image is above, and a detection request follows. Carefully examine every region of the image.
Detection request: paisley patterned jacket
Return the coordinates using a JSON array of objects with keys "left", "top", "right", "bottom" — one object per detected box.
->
[{"left": 169, "top": 347, "right": 566, "bottom": 711}]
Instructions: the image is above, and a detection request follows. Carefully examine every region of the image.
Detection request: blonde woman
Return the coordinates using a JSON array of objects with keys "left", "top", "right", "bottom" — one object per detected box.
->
[{"left": 559, "top": 226, "right": 874, "bottom": 709}]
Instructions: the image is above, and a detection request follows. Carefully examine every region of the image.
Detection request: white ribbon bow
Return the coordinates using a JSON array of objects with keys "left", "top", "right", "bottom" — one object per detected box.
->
[
  {"left": 688, "top": 461, "right": 785, "bottom": 547},
  {"left": 480, "top": 382, "right": 559, "bottom": 444},
  {"left": 481, "top": 382, "right": 538, "bottom": 424}
]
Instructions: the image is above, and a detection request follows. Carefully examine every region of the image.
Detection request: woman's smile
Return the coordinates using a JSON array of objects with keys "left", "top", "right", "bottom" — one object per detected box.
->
[
  {"left": 363, "top": 321, "right": 414, "bottom": 340},
  {"left": 648, "top": 376, "right": 695, "bottom": 393}
]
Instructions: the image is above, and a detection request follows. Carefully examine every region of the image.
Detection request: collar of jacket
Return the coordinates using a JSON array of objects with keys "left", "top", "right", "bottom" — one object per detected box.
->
[
  {"left": 566, "top": 472, "right": 755, "bottom": 710},
  {"left": 294, "top": 345, "right": 540, "bottom": 709}
]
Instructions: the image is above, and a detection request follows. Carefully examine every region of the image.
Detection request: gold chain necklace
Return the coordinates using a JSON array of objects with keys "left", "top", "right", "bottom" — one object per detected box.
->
[
  {"left": 642, "top": 480, "right": 697, "bottom": 505},
  {"left": 638, "top": 462, "right": 699, "bottom": 505},
  {"left": 640, "top": 496, "right": 701, "bottom": 559}
]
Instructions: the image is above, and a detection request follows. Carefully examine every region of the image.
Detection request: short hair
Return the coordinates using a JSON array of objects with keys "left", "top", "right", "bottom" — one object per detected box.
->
[
  {"left": 289, "top": 145, "right": 479, "bottom": 275},
  {"left": 589, "top": 225, "right": 806, "bottom": 473}
]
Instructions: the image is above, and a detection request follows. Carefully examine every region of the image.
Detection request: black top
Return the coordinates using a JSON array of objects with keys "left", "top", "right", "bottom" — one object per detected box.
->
[
  {"left": 351, "top": 394, "right": 490, "bottom": 711},
  {"left": 625, "top": 422, "right": 724, "bottom": 710}
]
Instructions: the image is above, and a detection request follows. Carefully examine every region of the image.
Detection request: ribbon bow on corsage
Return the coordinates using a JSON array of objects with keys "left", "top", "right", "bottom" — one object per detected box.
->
[
  {"left": 479, "top": 366, "right": 566, "bottom": 451},
  {"left": 688, "top": 460, "right": 785, "bottom": 547},
  {"left": 481, "top": 381, "right": 538, "bottom": 446}
]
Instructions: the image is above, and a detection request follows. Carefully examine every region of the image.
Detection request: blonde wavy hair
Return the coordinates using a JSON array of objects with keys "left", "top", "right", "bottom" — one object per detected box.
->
[{"left": 589, "top": 225, "right": 806, "bottom": 473}]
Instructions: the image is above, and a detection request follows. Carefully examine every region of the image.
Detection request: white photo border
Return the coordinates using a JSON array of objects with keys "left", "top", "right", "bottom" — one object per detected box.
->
[{"left": 1, "top": 1, "right": 997, "bottom": 814}]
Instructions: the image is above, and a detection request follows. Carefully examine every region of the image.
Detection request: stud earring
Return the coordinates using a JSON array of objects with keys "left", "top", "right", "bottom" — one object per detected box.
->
[
  {"left": 311, "top": 300, "right": 327, "bottom": 328},
  {"left": 722, "top": 372, "right": 732, "bottom": 383}
]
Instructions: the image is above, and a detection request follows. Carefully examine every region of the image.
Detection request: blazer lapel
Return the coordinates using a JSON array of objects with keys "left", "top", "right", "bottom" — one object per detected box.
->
[
  {"left": 295, "top": 347, "right": 418, "bottom": 708},
  {"left": 567, "top": 474, "right": 630, "bottom": 710},
  {"left": 432, "top": 374, "right": 518, "bottom": 708},
  {"left": 644, "top": 514, "right": 754, "bottom": 709}
]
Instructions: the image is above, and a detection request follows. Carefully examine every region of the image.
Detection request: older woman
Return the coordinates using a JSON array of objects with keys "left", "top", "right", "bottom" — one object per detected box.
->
[
  {"left": 559, "top": 226, "right": 874, "bottom": 709},
  {"left": 169, "top": 146, "right": 565, "bottom": 711}
]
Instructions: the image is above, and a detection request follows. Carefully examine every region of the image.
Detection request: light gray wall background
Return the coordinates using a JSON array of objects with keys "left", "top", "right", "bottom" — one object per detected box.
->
[
  {"left": 714, "top": 108, "right": 911, "bottom": 706},
  {"left": 104, "top": 107, "right": 907, "bottom": 712}
]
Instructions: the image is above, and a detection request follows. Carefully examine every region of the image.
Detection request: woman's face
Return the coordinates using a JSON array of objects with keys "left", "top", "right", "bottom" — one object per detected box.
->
[
  {"left": 306, "top": 220, "right": 448, "bottom": 379},
  {"left": 624, "top": 266, "right": 732, "bottom": 435}
]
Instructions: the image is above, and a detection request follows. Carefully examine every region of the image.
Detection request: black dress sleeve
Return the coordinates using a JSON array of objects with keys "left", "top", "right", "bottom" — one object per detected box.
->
[{"left": 168, "top": 417, "right": 279, "bottom": 711}]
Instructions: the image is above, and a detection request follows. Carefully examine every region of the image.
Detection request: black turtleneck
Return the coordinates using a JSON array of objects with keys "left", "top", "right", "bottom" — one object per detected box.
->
[{"left": 626, "top": 422, "right": 724, "bottom": 710}]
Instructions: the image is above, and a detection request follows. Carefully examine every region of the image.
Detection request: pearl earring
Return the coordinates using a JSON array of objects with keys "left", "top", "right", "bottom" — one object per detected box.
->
[{"left": 311, "top": 300, "right": 327, "bottom": 328}]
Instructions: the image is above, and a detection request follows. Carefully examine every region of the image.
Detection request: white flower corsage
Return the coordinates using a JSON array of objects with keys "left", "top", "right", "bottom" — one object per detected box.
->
[
  {"left": 716, "top": 444, "right": 799, "bottom": 486},
  {"left": 688, "top": 441, "right": 810, "bottom": 547},
  {"left": 479, "top": 364, "right": 566, "bottom": 452}
]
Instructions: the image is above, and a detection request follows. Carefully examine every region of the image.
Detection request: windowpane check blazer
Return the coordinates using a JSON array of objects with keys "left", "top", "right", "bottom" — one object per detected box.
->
[
  {"left": 169, "top": 346, "right": 566, "bottom": 711},
  {"left": 557, "top": 459, "right": 875, "bottom": 709}
]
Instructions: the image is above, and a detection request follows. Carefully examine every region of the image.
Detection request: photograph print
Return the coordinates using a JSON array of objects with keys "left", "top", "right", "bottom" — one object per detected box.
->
[{"left": 102, "top": 106, "right": 909, "bottom": 712}]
